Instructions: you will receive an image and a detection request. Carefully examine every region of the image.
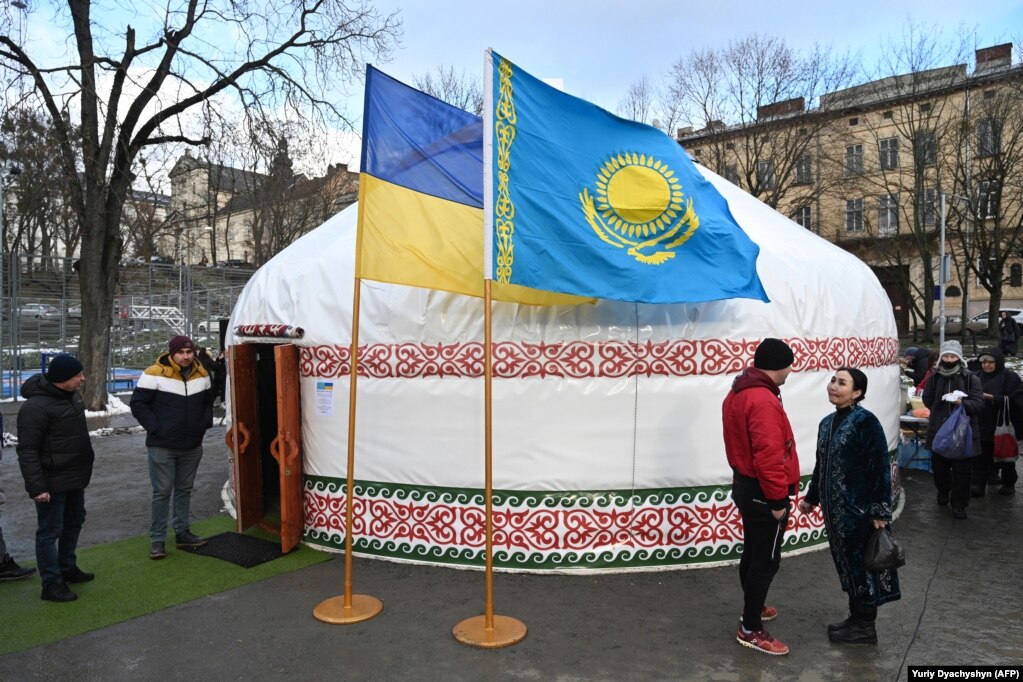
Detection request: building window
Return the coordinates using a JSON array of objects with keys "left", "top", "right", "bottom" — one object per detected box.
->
[
  {"left": 693, "top": 148, "right": 702, "bottom": 157},
  {"left": 724, "top": 164, "right": 739, "bottom": 185},
  {"left": 756, "top": 159, "right": 776, "bottom": 190},
  {"left": 879, "top": 137, "right": 899, "bottom": 170},
  {"left": 794, "top": 154, "right": 812, "bottom": 185},
  {"left": 725, "top": 142, "right": 734, "bottom": 150},
  {"left": 845, "top": 144, "right": 863, "bottom": 175},
  {"left": 984, "top": 89, "right": 997, "bottom": 100},
  {"left": 1012, "top": 264, "right": 1023, "bottom": 288},
  {"left": 914, "top": 131, "right": 936, "bottom": 167},
  {"left": 883, "top": 110, "right": 893, "bottom": 119},
  {"left": 793, "top": 206, "right": 813, "bottom": 230},
  {"left": 846, "top": 198, "right": 864, "bottom": 232},
  {"left": 919, "top": 102, "right": 932, "bottom": 114},
  {"left": 918, "top": 188, "right": 937, "bottom": 225},
  {"left": 978, "top": 118, "right": 1002, "bottom": 157},
  {"left": 848, "top": 117, "right": 859, "bottom": 126},
  {"left": 878, "top": 193, "right": 899, "bottom": 235},
  {"left": 979, "top": 179, "right": 1000, "bottom": 219}
]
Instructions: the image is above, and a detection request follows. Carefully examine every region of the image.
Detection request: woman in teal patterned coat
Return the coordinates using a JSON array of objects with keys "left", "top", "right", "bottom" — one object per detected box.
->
[{"left": 798, "top": 367, "right": 900, "bottom": 645}]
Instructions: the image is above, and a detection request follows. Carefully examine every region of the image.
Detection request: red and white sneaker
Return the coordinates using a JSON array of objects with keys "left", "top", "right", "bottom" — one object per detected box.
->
[{"left": 736, "top": 627, "right": 790, "bottom": 655}]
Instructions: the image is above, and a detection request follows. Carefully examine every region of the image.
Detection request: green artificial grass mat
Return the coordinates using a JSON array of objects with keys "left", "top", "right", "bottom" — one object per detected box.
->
[{"left": 0, "top": 515, "right": 331, "bottom": 656}]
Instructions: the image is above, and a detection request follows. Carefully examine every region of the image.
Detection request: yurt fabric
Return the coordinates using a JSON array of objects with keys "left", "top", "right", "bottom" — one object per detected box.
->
[{"left": 227, "top": 165, "right": 901, "bottom": 573}]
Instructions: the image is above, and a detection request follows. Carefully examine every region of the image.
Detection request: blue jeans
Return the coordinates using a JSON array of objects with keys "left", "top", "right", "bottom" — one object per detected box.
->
[
  {"left": 148, "top": 445, "right": 204, "bottom": 541},
  {"left": 35, "top": 489, "right": 86, "bottom": 587}
]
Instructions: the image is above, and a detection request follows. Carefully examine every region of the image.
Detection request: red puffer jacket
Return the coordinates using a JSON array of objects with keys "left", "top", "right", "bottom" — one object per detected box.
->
[{"left": 722, "top": 367, "right": 800, "bottom": 509}]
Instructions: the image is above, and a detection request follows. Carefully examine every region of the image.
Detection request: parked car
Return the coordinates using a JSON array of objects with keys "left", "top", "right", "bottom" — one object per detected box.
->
[
  {"left": 216, "top": 259, "right": 251, "bottom": 268},
  {"left": 150, "top": 255, "right": 175, "bottom": 265},
  {"left": 963, "top": 309, "right": 1023, "bottom": 334},
  {"left": 18, "top": 303, "right": 60, "bottom": 319},
  {"left": 67, "top": 303, "right": 82, "bottom": 318}
]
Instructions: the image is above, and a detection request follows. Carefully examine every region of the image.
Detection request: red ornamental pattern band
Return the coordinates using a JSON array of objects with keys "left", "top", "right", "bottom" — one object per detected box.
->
[
  {"left": 297, "top": 337, "right": 898, "bottom": 379},
  {"left": 303, "top": 488, "right": 824, "bottom": 553}
]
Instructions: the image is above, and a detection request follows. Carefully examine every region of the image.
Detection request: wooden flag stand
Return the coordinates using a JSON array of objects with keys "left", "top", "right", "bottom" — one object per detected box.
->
[
  {"left": 452, "top": 281, "right": 527, "bottom": 648},
  {"left": 313, "top": 277, "right": 383, "bottom": 624}
]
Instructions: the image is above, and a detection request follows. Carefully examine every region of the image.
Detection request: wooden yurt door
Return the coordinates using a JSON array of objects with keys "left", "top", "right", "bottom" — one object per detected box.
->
[
  {"left": 272, "top": 344, "right": 304, "bottom": 553},
  {"left": 227, "top": 344, "right": 263, "bottom": 531}
]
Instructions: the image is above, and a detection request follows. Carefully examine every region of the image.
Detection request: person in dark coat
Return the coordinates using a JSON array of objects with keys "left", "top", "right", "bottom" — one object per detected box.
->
[
  {"left": 971, "top": 348, "right": 1021, "bottom": 496},
  {"left": 800, "top": 367, "right": 900, "bottom": 644},
  {"left": 130, "top": 335, "right": 214, "bottom": 560},
  {"left": 16, "top": 354, "right": 95, "bottom": 602},
  {"left": 998, "top": 312, "right": 1019, "bottom": 357},
  {"left": 922, "top": 340, "right": 984, "bottom": 519},
  {"left": 902, "top": 347, "right": 931, "bottom": 387}
]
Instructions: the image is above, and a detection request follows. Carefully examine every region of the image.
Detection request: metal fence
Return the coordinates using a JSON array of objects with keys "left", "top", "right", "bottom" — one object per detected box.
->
[{"left": 0, "top": 254, "right": 253, "bottom": 399}]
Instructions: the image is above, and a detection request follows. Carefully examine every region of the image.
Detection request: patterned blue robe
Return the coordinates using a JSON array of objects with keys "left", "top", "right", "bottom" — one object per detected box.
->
[{"left": 806, "top": 405, "right": 901, "bottom": 607}]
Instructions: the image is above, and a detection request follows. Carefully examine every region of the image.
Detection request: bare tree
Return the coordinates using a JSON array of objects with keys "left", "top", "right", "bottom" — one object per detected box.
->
[
  {"left": 948, "top": 61, "right": 1023, "bottom": 335},
  {"left": 0, "top": 1, "right": 399, "bottom": 408},
  {"left": 669, "top": 35, "right": 858, "bottom": 210},
  {"left": 618, "top": 75, "right": 654, "bottom": 124},
  {"left": 413, "top": 65, "right": 483, "bottom": 116},
  {"left": 0, "top": 108, "right": 78, "bottom": 266},
  {"left": 831, "top": 26, "right": 969, "bottom": 341}
]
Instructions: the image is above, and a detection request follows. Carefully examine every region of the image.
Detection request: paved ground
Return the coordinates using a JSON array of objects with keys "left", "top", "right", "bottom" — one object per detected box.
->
[{"left": 0, "top": 401, "right": 1020, "bottom": 681}]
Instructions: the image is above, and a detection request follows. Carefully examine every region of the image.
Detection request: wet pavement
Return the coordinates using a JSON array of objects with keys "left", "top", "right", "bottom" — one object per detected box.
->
[{"left": 0, "top": 402, "right": 1020, "bottom": 681}]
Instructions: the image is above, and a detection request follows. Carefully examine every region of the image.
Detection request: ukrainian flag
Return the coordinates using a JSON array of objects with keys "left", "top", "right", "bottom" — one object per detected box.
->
[
  {"left": 357, "top": 66, "right": 585, "bottom": 305},
  {"left": 484, "top": 51, "right": 770, "bottom": 305}
]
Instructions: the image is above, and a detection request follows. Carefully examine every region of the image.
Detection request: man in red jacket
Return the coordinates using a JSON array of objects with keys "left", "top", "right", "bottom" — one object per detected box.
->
[{"left": 722, "top": 338, "right": 800, "bottom": 656}]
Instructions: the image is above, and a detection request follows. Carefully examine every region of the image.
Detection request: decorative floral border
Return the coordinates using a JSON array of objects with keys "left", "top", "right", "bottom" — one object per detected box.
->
[
  {"left": 302, "top": 476, "right": 831, "bottom": 570},
  {"left": 298, "top": 336, "right": 898, "bottom": 379}
]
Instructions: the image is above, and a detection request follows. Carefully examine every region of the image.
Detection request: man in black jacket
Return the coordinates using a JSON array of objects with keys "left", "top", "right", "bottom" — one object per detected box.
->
[
  {"left": 131, "top": 335, "right": 214, "bottom": 559},
  {"left": 17, "top": 354, "right": 95, "bottom": 602}
]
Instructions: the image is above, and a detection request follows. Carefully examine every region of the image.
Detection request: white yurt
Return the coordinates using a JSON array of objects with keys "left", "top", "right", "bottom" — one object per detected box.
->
[{"left": 224, "top": 166, "right": 901, "bottom": 573}]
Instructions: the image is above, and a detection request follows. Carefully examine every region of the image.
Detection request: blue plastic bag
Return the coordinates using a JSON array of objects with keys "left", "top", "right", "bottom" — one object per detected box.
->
[{"left": 932, "top": 404, "right": 973, "bottom": 459}]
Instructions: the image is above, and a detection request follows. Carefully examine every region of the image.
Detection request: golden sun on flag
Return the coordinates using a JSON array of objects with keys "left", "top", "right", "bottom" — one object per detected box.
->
[{"left": 594, "top": 153, "right": 683, "bottom": 238}]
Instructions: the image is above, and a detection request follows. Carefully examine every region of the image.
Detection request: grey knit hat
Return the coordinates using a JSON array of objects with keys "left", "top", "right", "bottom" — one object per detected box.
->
[{"left": 938, "top": 340, "right": 965, "bottom": 365}]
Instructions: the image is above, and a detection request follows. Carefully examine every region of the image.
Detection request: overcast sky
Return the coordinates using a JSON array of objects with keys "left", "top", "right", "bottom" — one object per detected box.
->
[
  {"left": 13, "top": 0, "right": 1021, "bottom": 176},
  {"left": 378, "top": 0, "right": 1021, "bottom": 109}
]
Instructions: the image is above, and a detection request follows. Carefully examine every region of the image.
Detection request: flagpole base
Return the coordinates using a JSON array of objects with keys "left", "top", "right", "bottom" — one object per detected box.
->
[
  {"left": 452, "top": 614, "right": 527, "bottom": 649},
  {"left": 313, "top": 594, "right": 383, "bottom": 624}
]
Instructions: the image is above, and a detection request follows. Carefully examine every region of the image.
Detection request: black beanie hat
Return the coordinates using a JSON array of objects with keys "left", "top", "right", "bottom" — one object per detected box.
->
[
  {"left": 754, "top": 338, "right": 794, "bottom": 371},
  {"left": 45, "top": 354, "right": 84, "bottom": 384}
]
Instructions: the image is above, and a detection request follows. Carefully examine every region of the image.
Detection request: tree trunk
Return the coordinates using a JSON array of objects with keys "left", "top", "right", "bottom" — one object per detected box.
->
[{"left": 78, "top": 204, "right": 122, "bottom": 410}]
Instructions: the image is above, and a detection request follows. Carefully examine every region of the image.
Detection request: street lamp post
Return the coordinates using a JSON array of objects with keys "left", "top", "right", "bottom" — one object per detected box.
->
[
  {"left": 0, "top": 165, "right": 21, "bottom": 399},
  {"left": 938, "top": 191, "right": 972, "bottom": 348}
]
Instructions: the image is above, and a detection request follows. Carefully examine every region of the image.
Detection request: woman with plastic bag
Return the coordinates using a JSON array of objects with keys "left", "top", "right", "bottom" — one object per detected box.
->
[
  {"left": 799, "top": 368, "right": 900, "bottom": 645},
  {"left": 922, "top": 340, "right": 984, "bottom": 519}
]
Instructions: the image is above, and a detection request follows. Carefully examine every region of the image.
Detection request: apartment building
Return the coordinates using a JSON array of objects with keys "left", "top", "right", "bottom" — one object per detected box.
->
[{"left": 678, "top": 44, "right": 1022, "bottom": 336}]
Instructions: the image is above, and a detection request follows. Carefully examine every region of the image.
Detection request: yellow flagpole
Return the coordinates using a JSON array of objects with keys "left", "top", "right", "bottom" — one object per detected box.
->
[
  {"left": 313, "top": 187, "right": 383, "bottom": 624},
  {"left": 452, "top": 279, "right": 527, "bottom": 647}
]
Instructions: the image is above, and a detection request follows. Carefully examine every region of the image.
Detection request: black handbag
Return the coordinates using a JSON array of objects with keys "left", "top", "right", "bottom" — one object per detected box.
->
[{"left": 863, "top": 526, "right": 905, "bottom": 571}]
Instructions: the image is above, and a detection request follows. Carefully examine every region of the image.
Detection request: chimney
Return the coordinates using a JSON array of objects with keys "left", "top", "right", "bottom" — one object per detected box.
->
[
  {"left": 757, "top": 97, "right": 805, "bottom": 120},
  {"left": 676, "top": 126, "right": 694, "bottom": 139},
  {"left": 975, "top": 43, "right": 1012, "bottom": 74}
]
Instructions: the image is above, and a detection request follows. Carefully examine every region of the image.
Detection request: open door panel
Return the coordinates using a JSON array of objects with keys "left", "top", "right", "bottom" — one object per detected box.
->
[
  {"left": 227, "top": 344, "right": 263, "bottom": 531},
  {"left": 273, "top": 343, "right": 304, "bottom": 553}
]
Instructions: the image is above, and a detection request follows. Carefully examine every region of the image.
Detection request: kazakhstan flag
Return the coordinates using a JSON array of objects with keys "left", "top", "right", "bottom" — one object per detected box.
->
[{"left": 484, "top": 51, "right": 770, "bottom": 305}]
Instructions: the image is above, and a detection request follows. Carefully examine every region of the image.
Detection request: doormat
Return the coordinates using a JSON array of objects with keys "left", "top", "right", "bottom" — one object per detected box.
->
[{"left": 181, "top": 531, "right": 284, "bottom": 568}]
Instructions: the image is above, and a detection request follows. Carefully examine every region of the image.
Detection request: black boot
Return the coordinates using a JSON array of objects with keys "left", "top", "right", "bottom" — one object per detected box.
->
[
  {"left": 41, "top": 580, "right": 78, "bottom": 603},
  {"left": 827, "top": 615, "right": 856, "bottom": 633},
  {"left": 0, "top": 554, "right": 37, "bottom": 582},
  {"left": 828, "top": 620, "right": 877, "bottom": 644}
]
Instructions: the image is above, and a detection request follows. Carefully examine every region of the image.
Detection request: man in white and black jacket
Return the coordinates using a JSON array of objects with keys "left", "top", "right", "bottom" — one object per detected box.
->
[{"left": 130, "top": 335, "right": 214, "bottom": 560}]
